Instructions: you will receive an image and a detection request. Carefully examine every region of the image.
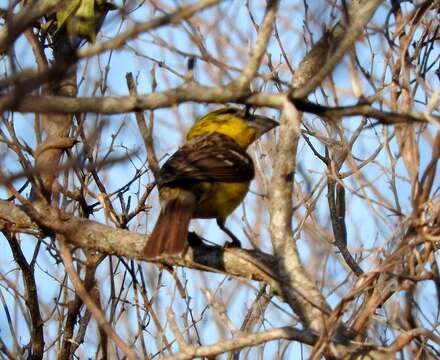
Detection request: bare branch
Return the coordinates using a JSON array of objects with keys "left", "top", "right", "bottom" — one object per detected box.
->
[
  {"left": 0, "top": 0, "right": 60, "bottom": 53},
  {"left": 164, "top": 326, "right": 317, "bottom": 360},
  {"left": 77, "top": 0, "right": 223, "bottom": 59},
  {"left": 229, "top": 0, "right": 279, "bottom": 90},
  {"left": 291, "top": 0, "right": 384, "bottom": 96},
  {"left": 58, "top": 241, "right": 139, "bottom": 360}
]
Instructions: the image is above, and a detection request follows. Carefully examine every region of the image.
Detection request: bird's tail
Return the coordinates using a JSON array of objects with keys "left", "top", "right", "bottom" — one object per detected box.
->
[{"left": 143, "top": 193, "right": 196, "bottom": 259}]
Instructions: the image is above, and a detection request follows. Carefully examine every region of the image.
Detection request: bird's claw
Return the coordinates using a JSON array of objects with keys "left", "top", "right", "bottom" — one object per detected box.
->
[{"left": 223, "top": 238, "right": 242, "bottom": 249}]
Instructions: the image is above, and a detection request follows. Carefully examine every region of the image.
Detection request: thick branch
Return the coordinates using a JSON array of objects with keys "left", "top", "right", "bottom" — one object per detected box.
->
[
  {"left": 2, "top": 88, "right": 437, "bottom": 126},
  {"left": 0, "top": 200, "right": 283, "bottom": 295},
  {"left": 293, "top": 99, "right": 436, "bottom": 125},
  {"left": 270, "top": 101, "right": 331, "bottom": 333},
  {"left": 2, "top": 84, "right": 284, "bottom": 113},
  {"left": 269, "top": 0, "right": 384, "bottom": 338}
]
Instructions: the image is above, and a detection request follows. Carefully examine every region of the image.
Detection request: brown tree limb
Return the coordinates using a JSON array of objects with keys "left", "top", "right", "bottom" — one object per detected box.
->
[
  {"left": 293, "top": 99, "right": 437, "bottom": 125},
  {"left": 268, "top": 0, "right": 384, "bottom": 344},
  {"left": 0, "top": 200, "right": 283, "bottom": 296},
  {"left": 3, "top": 84, "right": 284, "bottom": 113},
  {"left": 270, "top": 100, "right": 331, "bottom": 333},
  {"left": 163, "top": 326, "right": 318, "bottom": 360},
  {"left": 4, "top": 88, "right": 438, "bottom": 126}
]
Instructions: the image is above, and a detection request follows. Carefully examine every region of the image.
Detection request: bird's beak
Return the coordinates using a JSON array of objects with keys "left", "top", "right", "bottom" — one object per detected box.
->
[{"left": 249, "top": 114, "right": 279, "bottom": 135}]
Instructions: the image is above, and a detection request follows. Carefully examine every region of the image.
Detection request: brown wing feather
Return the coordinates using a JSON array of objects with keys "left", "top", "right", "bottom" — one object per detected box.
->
[{"left": 159, "top": 133, "right": 254, "bottom": 186}]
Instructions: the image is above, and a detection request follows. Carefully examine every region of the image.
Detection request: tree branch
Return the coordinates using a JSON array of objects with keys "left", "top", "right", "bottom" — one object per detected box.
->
[
  {"left": 291, "top": 0, "right": 384, "bottom": 97},
  {"left": 0, "top": 0, "right": 60, "bottom": 53},
  {"left": 229, "top": 0, "right": 279, "bottom": 91},
  {"left": 58, "top": 241, "right": 139, "bottom": 360},
  {"left": 163, "top": 326, "right": 317, "bottom": 360},
  {"left": 3, "top": 87, "right": 437, "bottom": 126},
  {"left": 77, "top": 0, "right": 223, "bottom": 59},
  {"left": 0, "top": 200, "right": 283, "bottom": 296}
]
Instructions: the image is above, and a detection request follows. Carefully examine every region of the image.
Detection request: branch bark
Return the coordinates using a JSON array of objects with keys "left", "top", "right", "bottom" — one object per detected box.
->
[
  {"left": 0, "top": 0, "right": 60, "bottom": 53},
  {"left": 0, "top": 200, "right": 283, "bottom": 296},
  {"left": 269, "top": 0, "right": 384, "bottom": 338}
]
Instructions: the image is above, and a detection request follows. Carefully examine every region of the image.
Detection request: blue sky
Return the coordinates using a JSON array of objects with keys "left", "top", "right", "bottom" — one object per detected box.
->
[{"left": 0, "top": 0, "right": 439, "bottom": 358}]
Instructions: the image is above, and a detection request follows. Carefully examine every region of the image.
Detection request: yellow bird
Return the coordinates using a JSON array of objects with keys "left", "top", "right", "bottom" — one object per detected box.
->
[{"left": 143, "top": 107, "right": 278, "bottom": 259}]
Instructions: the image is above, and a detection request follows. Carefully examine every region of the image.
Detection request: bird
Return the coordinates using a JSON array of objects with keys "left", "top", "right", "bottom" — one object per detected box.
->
[{"left": 143, "top": 107, "right": 278, "bottom": 259}]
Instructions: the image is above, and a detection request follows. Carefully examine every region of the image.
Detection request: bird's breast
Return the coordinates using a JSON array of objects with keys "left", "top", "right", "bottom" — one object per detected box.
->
[{"left": 192, "top": 181, "right": 250, "bottom": 221}]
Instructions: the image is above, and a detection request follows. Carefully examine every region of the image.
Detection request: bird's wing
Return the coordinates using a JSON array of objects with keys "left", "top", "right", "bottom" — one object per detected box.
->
[{"left": 159, "top": 133, "right": 255, "bottom": 185}]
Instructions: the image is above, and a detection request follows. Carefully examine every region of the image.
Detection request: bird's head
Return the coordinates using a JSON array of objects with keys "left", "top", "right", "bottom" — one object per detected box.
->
[{"left": 187, "top": 107, "right": 278, "bottom": 148}]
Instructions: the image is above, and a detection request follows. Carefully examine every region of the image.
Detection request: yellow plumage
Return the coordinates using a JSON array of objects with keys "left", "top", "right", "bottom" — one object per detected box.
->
[{"left": 143, "top": 107, "right": 278, "bottom": 259}]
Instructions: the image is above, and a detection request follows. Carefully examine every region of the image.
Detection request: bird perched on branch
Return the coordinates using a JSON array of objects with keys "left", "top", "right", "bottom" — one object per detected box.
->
[{"left": 143, "top": 107, "right": 278, "bottom": 259}]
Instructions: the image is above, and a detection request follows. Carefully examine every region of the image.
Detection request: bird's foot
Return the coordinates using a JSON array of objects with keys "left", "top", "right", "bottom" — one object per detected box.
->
[
  {"left": 188, "top": 232, "right": 205, "bottom": 247},
  {"left": 223, "top": 237, "right": 242, "bottom": 249}
]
